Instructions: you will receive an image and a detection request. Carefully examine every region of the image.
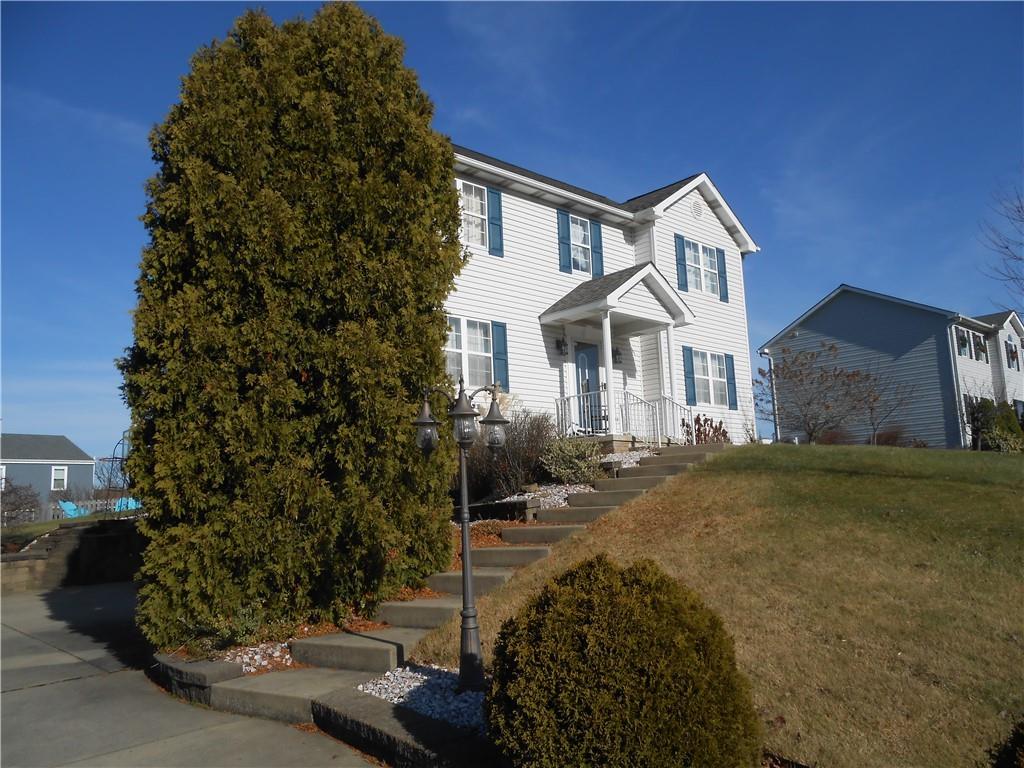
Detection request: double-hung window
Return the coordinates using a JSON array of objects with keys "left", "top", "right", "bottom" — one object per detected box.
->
[
  {"left": 1007, "top": 337, "right": 1021, "bottom": 371},
  {"left": 972, "top": 332, "right": 989, "bottom": 364},
  {"left": 692, "top": 350, "right": 729, "bottom": 406},
  {"left": 445, "top": 316, "right": 493, "bottom": 389},
  {"left": 955, "top": 327, "right": 971, "bottom": 358},
  {"left": 682, "top": 238, "right": 721, "bottom": 297},
  {"left": 51, "top": 466, "right": 67, "bottom": 492},
  {"left": 458, "top": 181, "right": 488, "bottom": 249},
  {"left": 570, "top": 215, "right": 591, "bottom": 273}
]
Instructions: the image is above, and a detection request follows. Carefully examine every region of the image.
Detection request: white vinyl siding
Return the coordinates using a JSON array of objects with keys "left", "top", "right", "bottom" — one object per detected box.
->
[
  {"left": 51, "top": 466, "right": 67, "bottom": 492},
  {"left": 655, "top": 188, "right": 754, "bottom": 439},
  {"left": 445, "top": 179, "right": 641, "bottom": 415},
  {"left": 458, "top": 180, "right": 487, "bottom": 249},
  {"left": 0, "top": 465, "right": 5, "bottom": 491}
]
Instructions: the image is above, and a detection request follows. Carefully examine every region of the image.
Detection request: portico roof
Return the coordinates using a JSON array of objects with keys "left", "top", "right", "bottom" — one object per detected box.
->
[{"left": 539, "top": 263, "right": 694, "bottom": 335}]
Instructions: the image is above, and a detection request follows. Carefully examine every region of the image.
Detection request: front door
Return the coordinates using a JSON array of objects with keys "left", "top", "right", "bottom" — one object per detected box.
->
[{"left": 575, "top": 343, "right": 601, "bottom": 432}]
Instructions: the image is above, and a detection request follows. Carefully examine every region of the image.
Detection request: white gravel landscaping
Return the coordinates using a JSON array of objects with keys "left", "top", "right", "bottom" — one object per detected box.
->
[
  {"left": 498, "top": 483, "right": 593, "bottom": 509},
  {"left": 603, "top": 448, "right": 655, "bottom": 468},
  {"left": 358, "top": 664, "right": 486, "bottom": 735},
  {"left": 220, "top": 641, "right": 293, "bottom": 673}
]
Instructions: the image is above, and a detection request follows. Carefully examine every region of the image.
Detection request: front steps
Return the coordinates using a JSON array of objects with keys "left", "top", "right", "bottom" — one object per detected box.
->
[{"left": 164, "top": 442, "right": 727, "bottom": 760}]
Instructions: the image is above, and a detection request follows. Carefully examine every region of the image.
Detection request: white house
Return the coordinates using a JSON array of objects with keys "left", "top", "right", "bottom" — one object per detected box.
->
[
  {"left": 759, "top": 285, "right": 1024, "bottom": 448},
  {"left": 444, "top": 145, "right": 760, "bottom": 445}
]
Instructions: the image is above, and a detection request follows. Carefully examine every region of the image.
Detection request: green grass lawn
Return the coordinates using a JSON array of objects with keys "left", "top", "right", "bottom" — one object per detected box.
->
[
  {"left": 1, "top": 518, "right": 62, "bottom": 552},
  {"left": 414, "top": 445, "right": 1024, "bottom": 767}
]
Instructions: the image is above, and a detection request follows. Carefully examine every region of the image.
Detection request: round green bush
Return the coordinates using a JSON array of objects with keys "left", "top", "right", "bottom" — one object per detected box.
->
[{"left": 486, "top": 555, "right": 762, "bottom": 768}]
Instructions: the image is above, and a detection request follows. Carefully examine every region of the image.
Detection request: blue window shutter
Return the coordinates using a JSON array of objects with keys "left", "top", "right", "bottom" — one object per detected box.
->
[
  {"left": 590, "top": 220, "right": 603, "bottom": 277},
  {"left": 674, "top": 235, "right": 688, "bottom": 291},
  {"left": 716, "top": 248, "right": 729, "bottom": 302},
  {"left": 557, "top": 210, "right": 571, "bottom": 273},
  {"left": 487, "top": 188, "right": 503, "bottom": 257},
  {"left": 682, "top": 346, "right": 696, "bottom": 406},
  {"left": 724, "top": 353, "right": 738, "bottom": 410},
  {"left": 492, "top": 321, "right": 509, "bottom": 392}
]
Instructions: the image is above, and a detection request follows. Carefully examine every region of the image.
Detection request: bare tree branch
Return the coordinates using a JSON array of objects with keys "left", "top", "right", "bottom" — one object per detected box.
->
[{"left": 982, "top": 178, "right": 1024, "bottom": 313}]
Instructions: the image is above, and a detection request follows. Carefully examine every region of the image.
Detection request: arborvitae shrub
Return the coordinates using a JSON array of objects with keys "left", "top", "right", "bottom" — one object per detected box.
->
[
  {"left": 118, "top": 5, "right": 462, "bottom": 648},
  {"left": 486, "top": 555, "right": 762, "bottom": 768}
]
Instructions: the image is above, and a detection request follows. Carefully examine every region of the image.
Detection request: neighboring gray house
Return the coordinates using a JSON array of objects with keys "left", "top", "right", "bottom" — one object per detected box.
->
[
  {"left": 759, "top": 285, "right": 1024, "bottom": 448},
  {"left": 1, "top": 434, "right": 95, "bottom": 521}
]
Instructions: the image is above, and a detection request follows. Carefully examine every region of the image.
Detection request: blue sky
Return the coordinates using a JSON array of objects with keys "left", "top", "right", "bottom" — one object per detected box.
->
[{"left": 2, "top": 2, "right": 1021, "bottom": 457}]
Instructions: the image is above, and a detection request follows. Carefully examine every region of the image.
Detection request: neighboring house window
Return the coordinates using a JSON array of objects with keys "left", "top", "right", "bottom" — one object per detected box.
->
[
  {"left": 51, "top": 466, "right": 68, "bottom": 492},
  {"left": 955, "top": 327, "right": 971, "bottom": 358},
  {"left": 569, "top": 215, "right": 591, "bottom": 273},
  {"left": 972, "top": 333, "right": 989, "bottom": 364},
  {"left": 682, "top": 237, "right": 720, "bottom": 297},
  {"left": 1007, "top": 338, "right": 1021, "bottom": 371},
  {"left": 692, "top": 350, "right": 729, "bottom": 406},
  {"left": 458, "top": 180, "right": 488, "bottom": 249},
  {"left": 445, "top": 316, "right": 493, "bottom": 389}
]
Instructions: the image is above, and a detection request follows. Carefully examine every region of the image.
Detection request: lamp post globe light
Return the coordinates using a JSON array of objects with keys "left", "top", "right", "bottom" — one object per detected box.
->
[{"left": 413, "top": 376, "right": 508, "bottom": 692}]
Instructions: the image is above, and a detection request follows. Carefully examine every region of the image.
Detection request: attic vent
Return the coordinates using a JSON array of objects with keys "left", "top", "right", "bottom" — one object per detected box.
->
[{"left": 692, "top": 199, "right": 704, "bottom": 218}]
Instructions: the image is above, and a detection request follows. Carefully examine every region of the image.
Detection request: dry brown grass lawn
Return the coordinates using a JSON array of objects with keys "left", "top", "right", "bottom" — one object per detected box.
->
[{"left": 412, "top": 444, "right": 1024, "bottom": 767}]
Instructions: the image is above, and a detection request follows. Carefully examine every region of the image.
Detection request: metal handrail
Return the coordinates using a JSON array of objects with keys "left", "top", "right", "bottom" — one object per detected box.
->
[
  {"left": 617, "top": 391, "right": 661, "bottom": 445},
  {"left": 656, "top": 395, "right": 693, "bottom": 443},
  {"left": 554, "top": 390, "right": 608, "bottom": 436}
]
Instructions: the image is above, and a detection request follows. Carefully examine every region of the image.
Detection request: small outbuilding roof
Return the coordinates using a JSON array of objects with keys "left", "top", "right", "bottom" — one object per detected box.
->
[{"left": 1, "top": 434, "right": 93, "bottom": 462}]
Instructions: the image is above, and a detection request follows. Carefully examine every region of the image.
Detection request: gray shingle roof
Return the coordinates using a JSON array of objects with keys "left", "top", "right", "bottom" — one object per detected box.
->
[
  {"left": 541, "top": 264, "right": 649, "bottom": 316},
  {"left": 974, "top": 310, "right": 1014, "bottom": 327},
  {"left": 1, "top": 434, "right": 93, "bottom": 461},
  {"left": 453, "top": 144, "right": 701, "bottom": 214}
]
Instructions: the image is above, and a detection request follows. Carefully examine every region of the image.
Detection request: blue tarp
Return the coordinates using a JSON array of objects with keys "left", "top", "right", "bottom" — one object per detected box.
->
[
  {"left": 58, "top": 500, "right": 89, "bottom": 518},
  {"left": 114, "top": 497, "right": 142, "bottom": 512}
]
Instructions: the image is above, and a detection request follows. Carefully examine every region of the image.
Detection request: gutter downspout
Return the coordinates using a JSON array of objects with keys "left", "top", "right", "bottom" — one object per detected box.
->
[{"left": 759, "top": 349, "right": 780, "bottom": 442}]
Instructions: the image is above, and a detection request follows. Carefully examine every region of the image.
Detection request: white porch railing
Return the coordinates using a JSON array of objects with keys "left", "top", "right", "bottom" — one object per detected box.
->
[
  {"left": 554, "top": 390, "right": 662, "bottom": 445},
  {"left": 554, "top": 391, "right": 608, "bottom": 436},
  {"left": 656, "top": 395, "right": 694, "bottom": 443},
  {"left": 617, "top": 391, "right": 661, "bottom": 445}
]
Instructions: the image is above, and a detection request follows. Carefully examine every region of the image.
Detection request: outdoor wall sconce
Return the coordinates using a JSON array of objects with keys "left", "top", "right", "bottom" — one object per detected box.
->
[
  {"left": 612, "top": 347, "right": 623, "bottom": 365},
  {"left": 412, "top": 377, "right": 508, "bottom": 691},
  {"left": 554, "top": 336, "right": 569, "bottom": 357}
]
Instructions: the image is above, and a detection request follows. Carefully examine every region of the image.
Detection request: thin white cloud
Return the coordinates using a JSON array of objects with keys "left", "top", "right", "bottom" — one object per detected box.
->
[{"left": 4, "top": 86, "right": 150, "bottom": 150}]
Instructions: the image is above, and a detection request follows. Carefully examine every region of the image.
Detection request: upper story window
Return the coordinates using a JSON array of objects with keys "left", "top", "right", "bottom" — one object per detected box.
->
[
  {"left": 445, "top": 315, "right": 493, "bottom": 389},
  {"left": 1006, "top": 337, "right": 1021, "bottom": 371},
  {"left": 693, "top": 350, "right": 729, "bottom": 406},
  {"left": 458, "top": 181, "right": 488, "bottom": 249},
  {"left": 570, "top": 215, "right": 591, "bottom": 273},
  {"left": 682, "top": 238, "right": 721, "bottom": 297},
  {"left": 51, "top": 466, "right": 67, "bottom": 492},
  {"left": 973, "top": 332, "right": 989, "bottom": 364},
  {"left": 955, "top": 327, "right": 971, "bottom": 358}
]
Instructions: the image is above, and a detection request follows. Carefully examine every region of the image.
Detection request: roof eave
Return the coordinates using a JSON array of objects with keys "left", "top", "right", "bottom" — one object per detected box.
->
[
  {"left": 650, "top": 174, "right": 759, "bottom": 254},
  {"left": 453, "top": 152, "right": 635, "bottom": 225}
]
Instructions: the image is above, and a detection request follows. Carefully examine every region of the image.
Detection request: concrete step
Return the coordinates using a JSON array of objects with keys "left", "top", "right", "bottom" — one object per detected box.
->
[
  {"left": 501, "top": 524, "right": 585, "bottom": 544},
  {"left": 658, "top": 443, "right": 729, "bottom": 455},
  {"left": 376, "top": 596, "right": 462, "bottom": 629},
  {"left": 641, "top": 454, "right": 707, "bottom": 467},
  {"left": 536, "top": 506, "right": 614, "bottom": 524},
  {"left": 426, "top": 567, "right": 513, "bottom": 596},
  {"left": 470, "top": 546, "right": 549, "bottom": 568},
  {"left": 289, "top": 627, "right": 426, "bottom": 673},
  {"left": 593, "top": 476, "right": 664, "bottom": 492},
  {"left": 568, "top": 489, "right": 643, "bottom": 507},
  {"left": 209, "top": 668, "right": 368, "bottom": 723},
  {"left": 619, "top": 463, "right": 691, "bottom": 478}
]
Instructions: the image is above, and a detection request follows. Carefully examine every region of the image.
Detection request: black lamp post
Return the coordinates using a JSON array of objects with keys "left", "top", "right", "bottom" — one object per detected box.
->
[{"left": 413, "top": 376, "right": 508, "bottom": 691}]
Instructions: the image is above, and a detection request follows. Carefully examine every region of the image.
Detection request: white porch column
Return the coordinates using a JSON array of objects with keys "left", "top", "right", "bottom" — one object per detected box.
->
[
  {"left": 602, "top": 311, "right": 618, "bottom": 434},
  {"left": 665, "top": 322, "right": 678, "bottom": 403}
]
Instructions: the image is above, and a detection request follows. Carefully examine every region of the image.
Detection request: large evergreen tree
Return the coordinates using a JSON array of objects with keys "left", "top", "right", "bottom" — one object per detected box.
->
[{"left": 119, "top": 5, "right": 463, "bottom": 648}]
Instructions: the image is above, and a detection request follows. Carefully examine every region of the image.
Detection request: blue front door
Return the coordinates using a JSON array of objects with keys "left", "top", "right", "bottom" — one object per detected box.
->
[{"left": 575, "top": 343, "right": 601, "bottom": 432}]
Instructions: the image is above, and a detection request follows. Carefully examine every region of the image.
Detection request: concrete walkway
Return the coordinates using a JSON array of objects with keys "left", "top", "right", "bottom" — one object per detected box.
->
[{"left": 1, "top": 583, "right": 375, "bottom": 768}]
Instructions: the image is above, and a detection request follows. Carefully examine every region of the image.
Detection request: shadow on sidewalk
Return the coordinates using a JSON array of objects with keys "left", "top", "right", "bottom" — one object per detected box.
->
[{"left": 41, "top": 582, "right": 154, "bottom": 670}]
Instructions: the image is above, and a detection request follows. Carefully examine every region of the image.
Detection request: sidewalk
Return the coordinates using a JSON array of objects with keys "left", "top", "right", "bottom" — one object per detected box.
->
[{"left": 1, "top": 583, "right": 375, "bottom": 768}]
